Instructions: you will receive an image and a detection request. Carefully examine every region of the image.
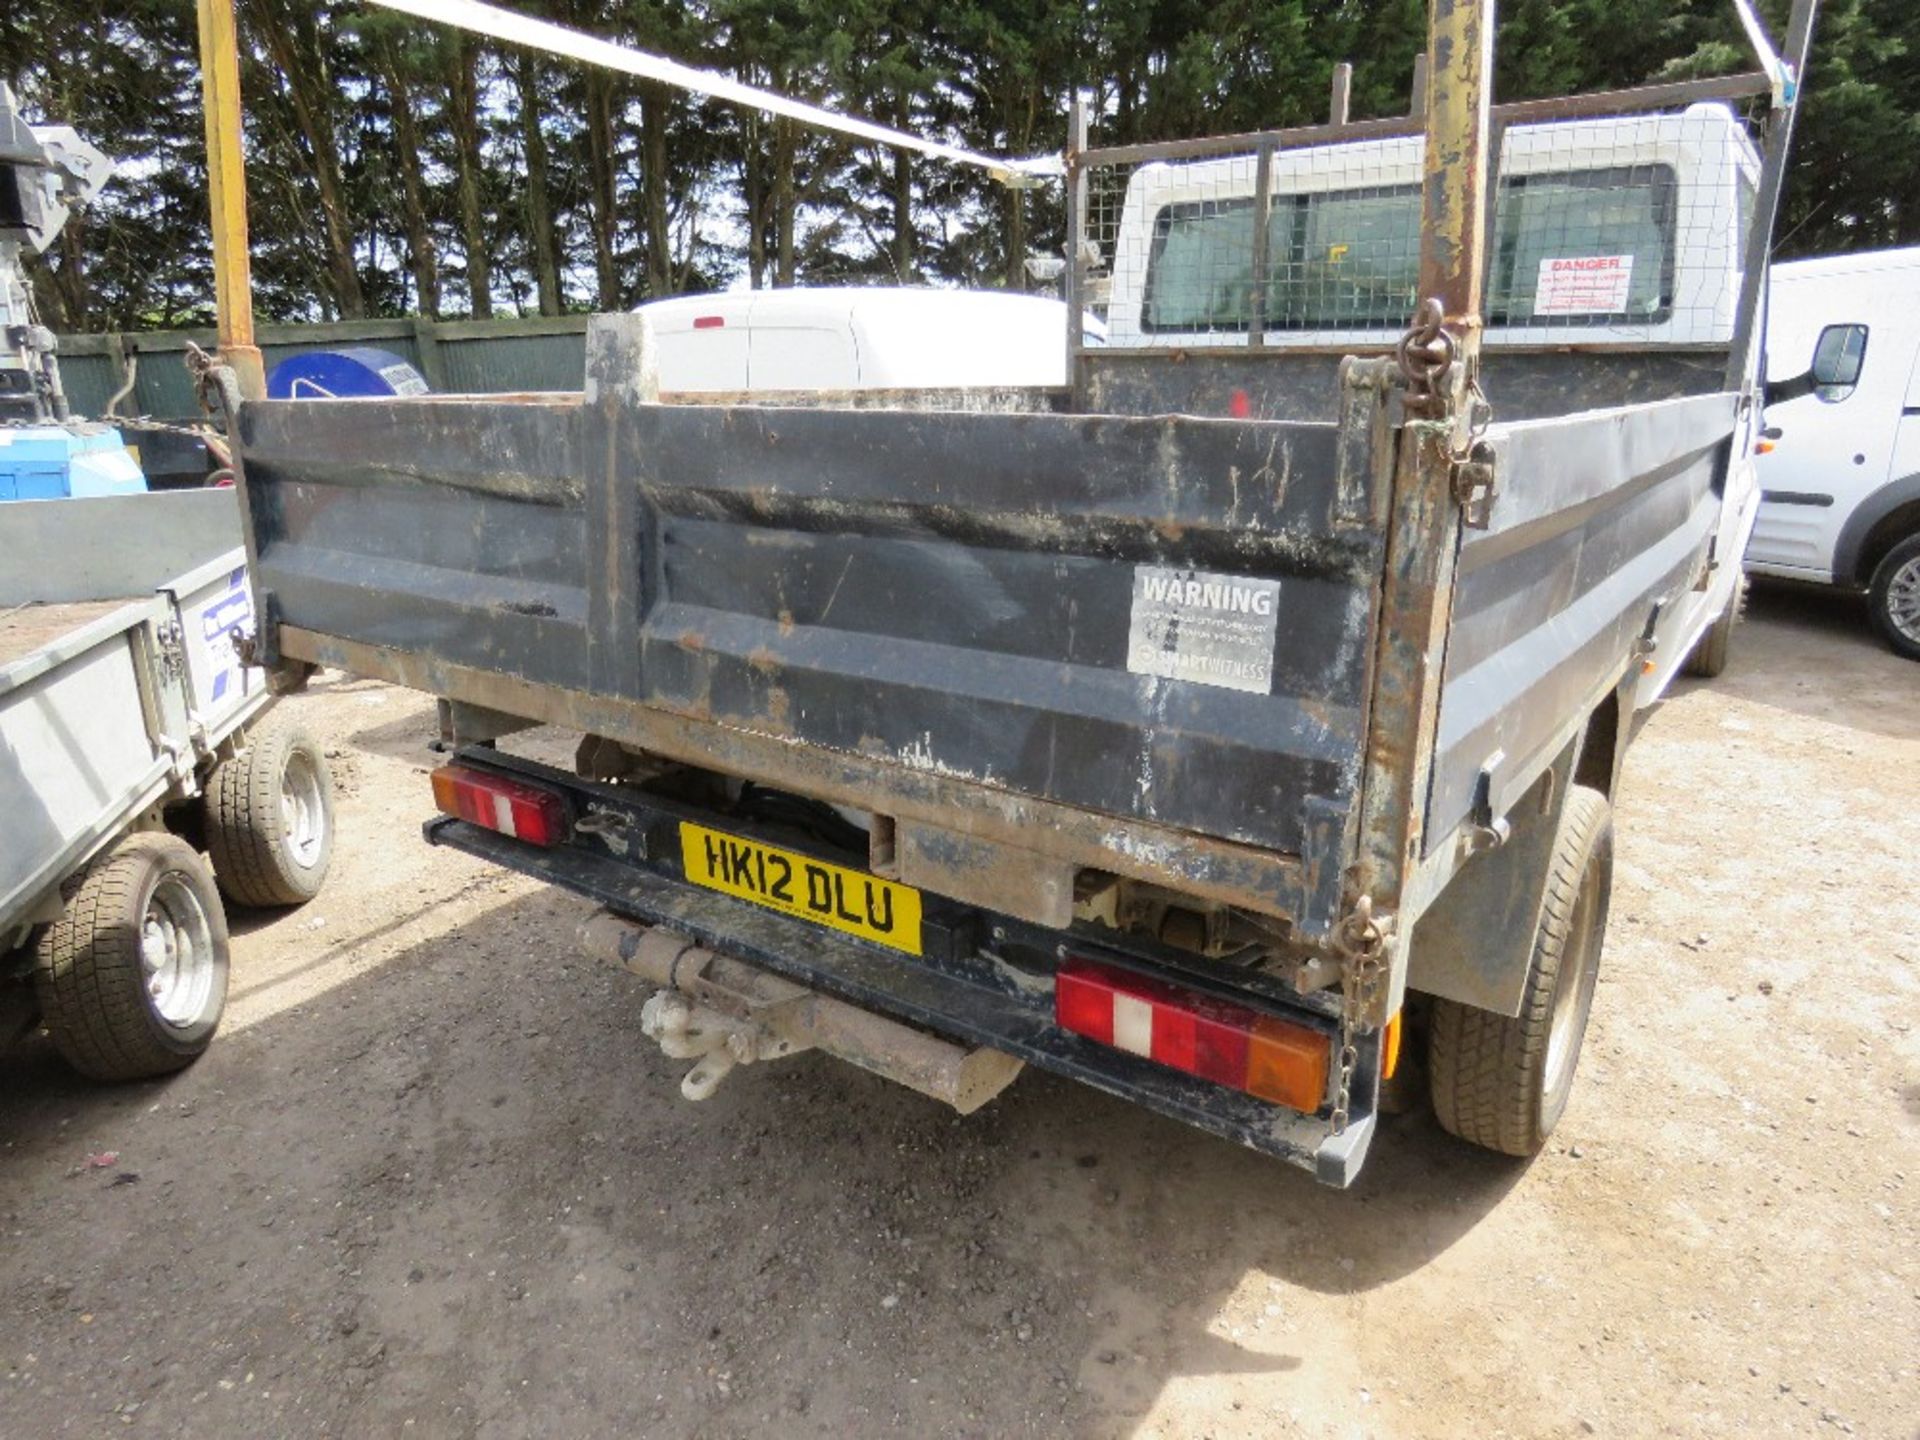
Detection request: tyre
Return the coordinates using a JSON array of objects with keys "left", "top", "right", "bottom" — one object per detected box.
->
[
  {"left": 203, "top": 716, "right": 335, "bottom": 907},
  {"left": 1684, "top": 572, "right": 1746, "bottom": 678},
  {"left": 1867, "top": 534, "right": 1920, "bottom": 662},
  {"left": 33, "top": 834, "right": 231, "bottom": 1081},
  {"left": 1428, "top": 785, "right": 1613, "bottom": 1157}
]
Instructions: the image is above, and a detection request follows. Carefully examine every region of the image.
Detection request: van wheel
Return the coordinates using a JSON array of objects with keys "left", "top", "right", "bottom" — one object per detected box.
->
[
  {"left": 203, "top": 717, "right": 335, "bottom": 907},
  {"left": 1428, "top": 786, "right": 1613, "bottom": 1157},
  {"left": 1684, "top": 574, "right": 1745, "bottom": 678},
  {"left": 1868, "top": 535, "right": 1920, "bottom": 662},
  {"left": 33, "top": 835, "right": 231, "bottom": 1081}
]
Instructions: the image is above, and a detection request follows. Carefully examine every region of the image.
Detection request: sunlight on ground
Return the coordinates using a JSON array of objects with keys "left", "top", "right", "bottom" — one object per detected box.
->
[{"left": 223, "top": 887, "right": 530, "bottom": 1036}]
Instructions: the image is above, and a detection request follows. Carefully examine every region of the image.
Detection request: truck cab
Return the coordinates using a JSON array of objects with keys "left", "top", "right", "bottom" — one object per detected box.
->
[
  {"left": 1749, "top": 247, "right": 1920, "bottom": 658},
  {"left": 1103, "top": 103, "right": 1759, "bottom": 355}
]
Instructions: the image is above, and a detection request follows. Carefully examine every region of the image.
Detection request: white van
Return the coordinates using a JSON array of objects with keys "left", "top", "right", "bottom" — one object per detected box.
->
[
  {"left": 638, "top": 287, "right": 1098, "bottom": 393},
  {"left": 1748, "top": 247, "right": 1920, "bottom": 659},
  {"left": 1104, "top": 103, "right": 1758, "bottom": 350}
]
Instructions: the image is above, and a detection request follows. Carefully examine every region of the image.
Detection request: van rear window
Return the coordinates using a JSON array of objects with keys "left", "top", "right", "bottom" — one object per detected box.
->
[{"left": 1141, "top": 164, "right": 1677, "bottom": 333}]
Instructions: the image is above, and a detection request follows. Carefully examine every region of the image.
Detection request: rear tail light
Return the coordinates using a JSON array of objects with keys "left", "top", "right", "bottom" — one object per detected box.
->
[
  {"left": 430, "top": 764, "right": 570, "bottom": 846},
  {"left": 1056, "top": 960, "right": 1331, "bottom": 1114}
]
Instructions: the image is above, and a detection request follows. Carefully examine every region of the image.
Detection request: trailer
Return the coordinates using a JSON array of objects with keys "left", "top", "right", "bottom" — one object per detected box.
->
[
  {"left": 207, "top": 0, "right": 1815, "bottom": 1185},
  {"left": 0, "top": 490, "right": 335, "bottom": 1078}
]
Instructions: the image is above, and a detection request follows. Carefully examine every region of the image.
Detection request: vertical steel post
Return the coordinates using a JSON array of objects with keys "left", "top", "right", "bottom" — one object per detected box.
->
[
  {"left": 1063, "top": 98, "right": 1089, "bottom": 410},
  {"left": 1415, "top": 0, "right": 1496, "bottom": 430},
  {"left": 196, "top": 0, "right": 265, "bottom": 401},
  {"left": 1330, "top": 62, "right": 1353, "bottom": 126},
  {"left": 1246, "top": 142, "right": 1275, "bottom": 350},
  {"left": 1725, "top": 0, "right": 1821, "bottom": 391}
]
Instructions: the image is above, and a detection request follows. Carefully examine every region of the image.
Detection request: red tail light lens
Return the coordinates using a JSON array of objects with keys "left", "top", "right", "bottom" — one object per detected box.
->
[
  {"left": 430, "top": 765, "right": 570, "bottom": 847},
  {"left": 1055, "top": 961, "right": 1331, "bottom": 1114}
]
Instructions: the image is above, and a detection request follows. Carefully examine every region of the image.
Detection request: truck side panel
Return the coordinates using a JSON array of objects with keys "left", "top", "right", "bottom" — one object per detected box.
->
[{"left": 1429, "top": 392, "right": 1737, "bottom": 854}]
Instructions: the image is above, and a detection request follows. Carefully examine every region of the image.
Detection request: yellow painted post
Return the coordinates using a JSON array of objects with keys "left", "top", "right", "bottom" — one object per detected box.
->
[
  {"left": 196, "top": 0, "right": 266, "bottom": 400},
  {"left": 1409, "top": 0, "right": 1494, "bottom": 444}
]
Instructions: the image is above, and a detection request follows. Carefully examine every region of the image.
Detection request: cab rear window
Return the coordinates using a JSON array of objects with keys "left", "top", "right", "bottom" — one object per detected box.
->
[{"left": 1141, "top": 164, "right": 1677, "bottom": 333}]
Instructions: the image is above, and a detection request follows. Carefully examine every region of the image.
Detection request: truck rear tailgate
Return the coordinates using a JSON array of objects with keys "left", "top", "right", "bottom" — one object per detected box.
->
[{"left": 234, "top": 328, "right": 1392, "bottom": 932}]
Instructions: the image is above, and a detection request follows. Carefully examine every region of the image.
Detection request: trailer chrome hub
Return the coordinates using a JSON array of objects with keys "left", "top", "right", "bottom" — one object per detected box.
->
[
  {"left": 281, "top": 748, "right": 328, "bottom": 868},
  {"left": 140, "top": 873, "right": 217, "bottom": 1028}
]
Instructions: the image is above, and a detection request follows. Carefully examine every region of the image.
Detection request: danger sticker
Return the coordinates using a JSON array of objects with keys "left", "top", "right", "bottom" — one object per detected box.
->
[
  {"left": 1127, "top": 566, "right": 1280, "bottom": 695},
  {"left": 1533, "top": 254, "right": 1635, "bottom": 316}
]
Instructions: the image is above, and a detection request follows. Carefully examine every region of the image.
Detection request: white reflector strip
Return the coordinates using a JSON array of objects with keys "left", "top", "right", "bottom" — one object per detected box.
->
[
  {"left": 1111, "top": 993, "right": 1154, "bottom": 1058},
  {"left": 491, "top": 792, "right": 518, "bottom": 838}
]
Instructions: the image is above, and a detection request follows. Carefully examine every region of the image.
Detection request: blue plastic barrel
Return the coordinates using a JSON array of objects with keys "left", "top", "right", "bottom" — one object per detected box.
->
[{"left": 266, "top": 347, "right": 430, "bottom": 400}]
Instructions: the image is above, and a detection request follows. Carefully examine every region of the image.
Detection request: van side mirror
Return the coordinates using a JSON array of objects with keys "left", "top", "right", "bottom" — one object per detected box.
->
[
  {"left": 1764, "top": 322, "right": 1869, "bottom": 409},
  {"left": 1808, "top": 323, "right": 1868, "bottom": 400}
]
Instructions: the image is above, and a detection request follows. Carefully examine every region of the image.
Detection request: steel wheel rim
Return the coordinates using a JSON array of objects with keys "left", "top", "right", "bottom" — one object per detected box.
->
[
  {"left": 141, "top": 874, "right": 216, "bottom": 1028},
  {"left": 280, "top": 749, "right": 326, "bottom": 869},
  {"left": 1887, "top": 555, "right": 1920, "bottom": 645},
  {"left": 1544, "top": 862, "right": 1603, "bottom": 1094}
]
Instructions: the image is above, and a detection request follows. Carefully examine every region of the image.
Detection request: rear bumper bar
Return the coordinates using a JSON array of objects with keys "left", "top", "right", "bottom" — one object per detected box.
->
[{"left": 423, "top": 752, "right": 1378, "bottom": 1186}]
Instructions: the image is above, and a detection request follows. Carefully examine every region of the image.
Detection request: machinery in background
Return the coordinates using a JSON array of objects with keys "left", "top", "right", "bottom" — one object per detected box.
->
[{"left": 0, "top": 82, "right": 145, "bottom": 499}]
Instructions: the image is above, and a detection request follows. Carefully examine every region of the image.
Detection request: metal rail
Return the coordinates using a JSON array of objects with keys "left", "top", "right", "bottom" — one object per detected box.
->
[
  {"left": 1075, "top": 70, "right": 1772, "bottom": 169},
  {"left": 1726, "top": 0, "right": 1822, "bottom": 390}
]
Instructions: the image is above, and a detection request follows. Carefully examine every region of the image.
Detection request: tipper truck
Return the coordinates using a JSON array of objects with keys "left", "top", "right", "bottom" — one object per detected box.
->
[{"left": 208, "top": 0, "right": 1814, "bottom": 1184}]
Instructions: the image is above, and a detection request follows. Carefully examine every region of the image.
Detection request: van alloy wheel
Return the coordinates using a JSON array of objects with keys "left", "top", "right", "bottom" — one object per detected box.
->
[
  {"left": 1868, "top": 535, "right": 1920, "bottom": 662},
  {"left": 1885, "top": 553, "right": 1920, "bottom": 646}
]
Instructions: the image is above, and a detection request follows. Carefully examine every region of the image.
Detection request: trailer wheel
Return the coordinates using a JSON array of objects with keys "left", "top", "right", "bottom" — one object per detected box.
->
[
  {"left": 1684, "top": 573, "right": 1745, "bottom": 678},
  {"left": 1867, "top": 534, "right": 1920, "bottom": 662},
  {"left": 203, "top": 716, "right": 334, "bottom": 908},
  {"left": 1428, "top": 785, "right": 1612, "bottom": 1157},
  {"left": 33, "top": 834, "right": 230, "bottom": 1081}
]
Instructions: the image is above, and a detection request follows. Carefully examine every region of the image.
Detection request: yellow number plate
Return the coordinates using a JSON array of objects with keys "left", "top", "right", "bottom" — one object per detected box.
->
[{"left": 678, "top": 821, "right": 923, "bottom": 956}]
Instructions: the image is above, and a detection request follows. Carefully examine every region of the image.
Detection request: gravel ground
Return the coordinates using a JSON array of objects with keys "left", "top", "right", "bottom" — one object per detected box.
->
[{"left": 1, "top": 583, "right": 1914, "bottom": 1439}]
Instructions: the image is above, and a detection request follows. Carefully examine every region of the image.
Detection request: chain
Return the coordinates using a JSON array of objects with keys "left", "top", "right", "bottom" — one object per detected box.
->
[
  {"left": 1330, "top": 895, "right": 1389, "bottom": 1137},
  {"left": 1395, "top": 297, "right": 1454, "bottom": 419}
]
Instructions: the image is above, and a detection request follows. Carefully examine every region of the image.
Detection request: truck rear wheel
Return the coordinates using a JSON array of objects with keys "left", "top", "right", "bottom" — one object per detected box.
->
[
  {"left": 1684, "top": 573, "right": 1745, "bottom": 678},
  {"left": 203, "top": 716, "right": 335, "bottom": 908},
  {"left": 33, "top": 834, "right": 231, "bottom": 1081},
  {"left": 1867, "top": 534, "right": 1920, "bottom": 662},
  {"left": 1428, "top": 785, "right": 1612, "bottom": 1157}
]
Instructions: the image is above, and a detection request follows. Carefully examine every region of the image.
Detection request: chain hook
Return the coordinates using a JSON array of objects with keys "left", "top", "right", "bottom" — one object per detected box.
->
[
  {"left": 1396, "top": 297, "right": 1454, "bottom": 419},
  {"left": 1329, "top": 895, "right": 1391, "bottom": 1137}
]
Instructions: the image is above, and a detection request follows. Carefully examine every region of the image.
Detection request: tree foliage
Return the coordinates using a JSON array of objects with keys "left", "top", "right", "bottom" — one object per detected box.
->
[{"left": 0, "top": 0, "right": 1910, "bottom": 329}]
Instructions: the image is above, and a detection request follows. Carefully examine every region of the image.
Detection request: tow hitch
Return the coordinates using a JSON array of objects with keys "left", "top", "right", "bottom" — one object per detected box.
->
[{"left": 579, "top": 911, "right": 1025, "bottom": 1114}]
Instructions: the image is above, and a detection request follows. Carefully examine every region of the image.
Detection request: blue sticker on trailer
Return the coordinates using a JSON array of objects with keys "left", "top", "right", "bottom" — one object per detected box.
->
[
  {"left": 202, "top": 588, "right": 253, "bottom": 639},
  {"left": 200, "top": 575, "right": 255, "bottom": 705}
]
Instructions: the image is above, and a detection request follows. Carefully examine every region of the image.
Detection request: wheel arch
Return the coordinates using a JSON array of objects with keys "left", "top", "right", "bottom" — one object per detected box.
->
[
  {"left": 1407, "top": 684, "right": 1625, "bottom": 1019},
  {"left": 1834, "top": 473, "right": 1920, "bottom": 587}
]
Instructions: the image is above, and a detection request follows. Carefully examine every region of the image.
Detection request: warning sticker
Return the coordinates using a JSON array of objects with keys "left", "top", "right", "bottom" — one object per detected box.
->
[
  {"left": 1127, "top": 566, "right": 1280, "bottom": 695},
  {"left": 1533, "top": 254, "right": 1635, "bottom": 316}
]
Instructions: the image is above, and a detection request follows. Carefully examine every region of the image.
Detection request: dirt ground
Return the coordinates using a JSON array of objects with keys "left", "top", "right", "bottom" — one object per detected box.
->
[{"left": 1, "top": 583, "right": 1915, "bottom": 1439}]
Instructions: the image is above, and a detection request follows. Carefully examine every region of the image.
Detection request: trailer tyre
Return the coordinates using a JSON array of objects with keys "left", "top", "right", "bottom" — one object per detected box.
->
[
  {"left": 1428, "top": 785, "right": 1612, "bottom": 1157},
  {"left": 1867, "top": 534, "right": 1920, "bottom": 662},
  {"left": 1684, "top": 573, "right": 1745, "bottom": 678},
  {"left": 33, "top": 834, "right": 230, "bottom": 1081},
  {"left": 203, "top": 717, "right": 334, "bottom": 908}
]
